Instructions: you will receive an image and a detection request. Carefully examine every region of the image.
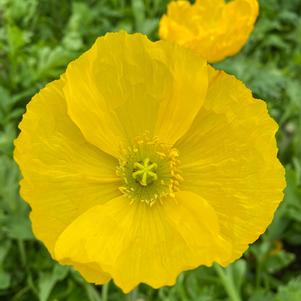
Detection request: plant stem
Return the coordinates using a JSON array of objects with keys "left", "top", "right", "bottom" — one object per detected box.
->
[
  {"left": 214, "top": 264, "right": 241, "bottom": 301},
  {"left": 102, "top": 282, "right": 109, "bottom": 301},
  {"left": 17, "top": 240, "right": 26, "bottom": 267},
  {"left": 85, "top": 285, "right": 102, "bottom": 301}
]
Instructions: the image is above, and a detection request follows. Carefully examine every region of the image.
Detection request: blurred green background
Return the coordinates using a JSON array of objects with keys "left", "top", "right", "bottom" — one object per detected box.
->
[{"left": 0, "top": 0, "right": 301, "bottom": 300}]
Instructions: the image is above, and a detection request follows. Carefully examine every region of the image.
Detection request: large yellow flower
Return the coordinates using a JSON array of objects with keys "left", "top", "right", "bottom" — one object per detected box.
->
[
  {"left": 159, "top": 0, "right": 259, "bottom": 62},
  {"left": 14, "top": 32, "right": 285, "bottom": 293}
]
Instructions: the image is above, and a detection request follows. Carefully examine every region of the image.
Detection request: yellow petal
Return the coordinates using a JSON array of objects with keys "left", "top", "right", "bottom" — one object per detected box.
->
[
  {"left": 14, "top": 78, "right": 121, "bottom": 256},
  {"left": 176, "top": 67, "right": 286, "bottom": 264},
  {"left": 63, "top": 32, "right": 208, "bottom": 157},
  {"left": 72, "top": 262, "right": 110, "bottom": 284},
  {"left": 159, "top": 0, "right": 259, "bottom": 62},
  {"left": 55, "top": 191, "right": 230, "bottom": 293}
]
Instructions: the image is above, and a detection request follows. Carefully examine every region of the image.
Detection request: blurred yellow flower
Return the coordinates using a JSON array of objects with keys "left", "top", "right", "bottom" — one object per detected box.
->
[
  {"left": 14, "top": 32, "right": 285, "bottom": 293},
  {"left": 159, "top": 0, "right": 259, "bottom": 62}
]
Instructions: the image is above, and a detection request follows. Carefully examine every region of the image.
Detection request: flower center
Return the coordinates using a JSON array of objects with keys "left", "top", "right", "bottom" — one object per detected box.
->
[{"left": 117, "top": 134, "right": 183, "bottom": 206}]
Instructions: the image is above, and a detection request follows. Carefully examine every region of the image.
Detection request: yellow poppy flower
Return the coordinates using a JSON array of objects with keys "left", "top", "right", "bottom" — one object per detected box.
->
[
  {"left": 14, "top": 32, "right": 285, "bottom": 293},
  {"left": 159, "top": 0, "right": 259, "bottom": 62}
]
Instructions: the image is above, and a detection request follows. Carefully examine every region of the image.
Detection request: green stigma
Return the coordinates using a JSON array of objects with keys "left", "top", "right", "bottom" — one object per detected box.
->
[{"left": 132, "top": 158, "right": 158, "bottom": 186}]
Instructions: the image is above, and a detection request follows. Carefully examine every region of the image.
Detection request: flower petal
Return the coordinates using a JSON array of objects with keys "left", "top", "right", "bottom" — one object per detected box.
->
[
  {"left": 14, "top": 78, "right": 121, "bottom": 256},
  {"left": 63, "top": 32, "right": 208, "bottom": 157},
  {"left": 54, "top": 191, "right": 230, "bottom": 293},
  {"left": 159, "top": 0, "right": 259, "bottom": 62},
  {"left": 176, "top": 67, "right": 285, "bottom": 264},
  {"left": 72, "top": 262, "right": 110, "bottom": 284}
]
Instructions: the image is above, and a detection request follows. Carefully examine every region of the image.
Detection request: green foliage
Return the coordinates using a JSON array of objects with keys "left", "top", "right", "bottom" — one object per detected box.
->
[
  {"left": 0, "top": 0, "right": 301, "bottom": 300},
  {"left": 274, "top": 277, "right": 301, "bottom": 301}
]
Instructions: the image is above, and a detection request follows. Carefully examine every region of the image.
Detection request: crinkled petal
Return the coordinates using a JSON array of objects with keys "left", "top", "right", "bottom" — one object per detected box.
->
[
  {"left": 14, "top": 78, "right": 121, "bottom": 257},
  {"left": 72, "top": 262, "right": 110, "bottom": 284},
  {"left": 159, "top": 0, "right": 259, "bottom": 62},
  {"left": 54, "top": 191, "right": 230, "bottom": 293},
  {"left": 63, "top": 32, "right": 208, "bottom": 157},
  {"left": 176, "top": 67, "right": 285, "bottom": 264}
]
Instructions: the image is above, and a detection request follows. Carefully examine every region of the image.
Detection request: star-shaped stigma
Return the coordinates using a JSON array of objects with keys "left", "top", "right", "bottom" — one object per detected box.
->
[{"left": 132, "top": 158, "right": 158, "bottom": 186}]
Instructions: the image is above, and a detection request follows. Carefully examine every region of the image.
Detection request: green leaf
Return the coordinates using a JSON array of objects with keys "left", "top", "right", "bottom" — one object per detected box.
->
[
  {"left": 0, "top": 269, "right": 11, "bottom": 289},
  {"left": 38, "top": 264, "right": 69, "bottom": 301},
  {"left": 274, "top": 278, "right": 301, "bottom": 301}
]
